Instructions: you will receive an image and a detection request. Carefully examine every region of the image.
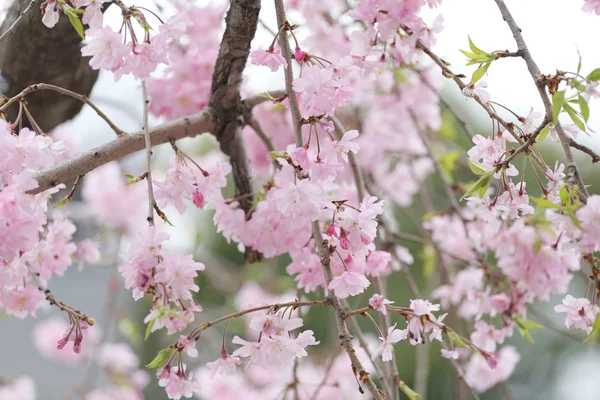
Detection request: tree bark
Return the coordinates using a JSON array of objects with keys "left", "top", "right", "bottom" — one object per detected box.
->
[{"left": 0, "top": 0, "right": 99, "bottom": 132}]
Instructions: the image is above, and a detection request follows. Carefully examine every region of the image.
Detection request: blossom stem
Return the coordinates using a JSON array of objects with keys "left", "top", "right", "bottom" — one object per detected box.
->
[
  {"left": 26, "top": 263, "right": 94, "bottom": 325},
  {"left": 0, "top": 83, "right": 125, "bottom": 136},
  {"left": 187, "top": 299, "right": 331, "bottom": 341}
]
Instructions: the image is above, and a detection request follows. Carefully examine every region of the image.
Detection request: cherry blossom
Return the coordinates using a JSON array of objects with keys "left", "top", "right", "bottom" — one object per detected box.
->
[
  {"left": 250, "top": 48, "right": 288, "bottom": 72},
  {"left": 369, "top": 293, "right": 394, "bottom": 315},
  {"left": 555, "top": 295, "right": 599, "bottom": 334},
  {"left": 373, "top": 324, "right": 408, "bottom": 362}
]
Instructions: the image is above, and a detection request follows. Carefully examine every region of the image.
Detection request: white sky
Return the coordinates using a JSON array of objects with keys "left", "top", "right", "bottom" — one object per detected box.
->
[{"left": 422, "top": 0, "right": 600, "bottom": 149}]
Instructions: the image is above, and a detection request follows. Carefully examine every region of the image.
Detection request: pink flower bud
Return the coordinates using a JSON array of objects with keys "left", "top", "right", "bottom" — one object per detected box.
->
[
  {"left": 56, "top": 337, "right": 68, "bottom": 350},
  {"left": 294, "top": 47, "right": 307, "bottom": 62},
  {"left": 192, "top": 190, "right": 205, "bottom": 208}
]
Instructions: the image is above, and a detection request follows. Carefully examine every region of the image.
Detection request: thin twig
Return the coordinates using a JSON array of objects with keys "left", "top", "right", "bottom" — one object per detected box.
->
[
  {"left": 26, "top": 264, "right": 95, "bottom": 325},
  {"left": 142, "top": 81, "right": 155, "bottom": 226},
  {"left": 274, "top": 1, "right": 383, "bottom": 398},
  {"left": 187, "top": 299, "right": 330, "bottom": 340},
  {"left": 569, "top": 137, "right": 600, "bottom": 163},
  {"left": 0, "top": 0, "right": 35, "bottom": 45},
  {"left": 1, "top": 83, "right": 125, "bottom": 136},
  {"left": 491, "top": 0, "right": 589, "bottom": 202}
]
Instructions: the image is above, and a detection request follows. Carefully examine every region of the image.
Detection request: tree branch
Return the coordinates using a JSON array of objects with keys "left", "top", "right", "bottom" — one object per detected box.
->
[
  {"left": 492, "top": 0, "right": 589, "bottom": 201},
  {"left": 0, "top": 0, "right": 100, "bottom": 132},
  {"left": 274, "top": 1, "right": 383, "bottom": 398},
  {"left": 209, "top": 0, "right": 262, "bottom": 263},
  {"left": 29, "top": 110, "right": 214, "bottom": 195},
  {"left": 0, "top": 83, "right": 125, "bottom": 136}
]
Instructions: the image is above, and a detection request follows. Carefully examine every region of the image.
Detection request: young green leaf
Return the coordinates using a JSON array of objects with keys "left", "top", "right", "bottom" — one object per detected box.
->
[
  {"left": 145, "top": 317, "right": 156, "bottom": 340},
  {"left": 537, "top": 125, "right": 551, "bottom": 143},
  {"left": 531, "top": 196, "right": 561, "bottom": 209},
  {"left": 146, "top": 348, "right": 176, "bottom": 369},
  {"left": 467, "top": 159, "right": 489, "bottom": 175},
  {"left": 460, "top": 170, "right": 493, "bottom": 201},
  {"left": 586, "top": 68, "right": 600, "bottom": 82},
  {"left": 584, "top": 314, "right": 600, "bottom": 343},
  {"left": 552, "top": 90, "right": 565, "bottom": 122},
  {"left": 514, "top": 316, "right": 543, "bottom": 343},
  {"left": 469, "top": 62, "right": 491, "bottom": 86},
  {"left": 579, "top": 95, "right": 590, "bottom": 122},
  {"left": 563, "top": 103, "right": 586, "bottom": 132},
  {"left": 64, "top": 6, "right": 85, "bottom": 39},
  {"left": 448, "top": 331, "right": 468, "bottom": 348},
  {"left": 468, "top": 36, "right": 487, "bottom": 56}
]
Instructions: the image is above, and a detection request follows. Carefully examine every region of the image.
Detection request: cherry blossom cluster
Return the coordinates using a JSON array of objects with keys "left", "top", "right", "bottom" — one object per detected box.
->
[
  {"left": 0, "top": 120, "right": 99, "bottom": 352},
  {"left": 5, "top": 0, "right": 600, "bottom": 399},
  {"left": 119, "top": 226, "right": 205, "bottom": 335},
  {"left": 41, "top": 0, "right": 192, "bottom": 81}
]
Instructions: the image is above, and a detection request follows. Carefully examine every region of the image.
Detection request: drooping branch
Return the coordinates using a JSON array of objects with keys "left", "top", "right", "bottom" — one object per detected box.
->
[
  {"left": 492, "top": 0, "right": 589, "bottom": 202},
  {"left": 274, "top": 1, "right": 384, "bottom": 398},
  {"left": 0, "top": 83, "right": 125, "bottom": 136},
  {"left": 0, "top": 0, "right": 100, "bottom": 132}
]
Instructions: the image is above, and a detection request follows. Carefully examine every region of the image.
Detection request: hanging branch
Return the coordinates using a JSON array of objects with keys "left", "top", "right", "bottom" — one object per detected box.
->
[{"left": 493, "top": 0, "right": 589, "bottom": 201}]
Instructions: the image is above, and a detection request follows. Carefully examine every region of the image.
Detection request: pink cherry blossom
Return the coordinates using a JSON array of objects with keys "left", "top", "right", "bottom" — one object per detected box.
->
[
  {"left": 76, "top": 0, "right": 109, "bottom": 29},
  {"left": 369, "top": 293, "right": 394, "bottom": 315},
  {"left": 555, "top": 295, "right": 599, "bottom": 334},
  {"left": 583, "top": 0, "right": 600, "bottom": 14},
  {"left": 373, "top": 323, "right": 408, "bottom": 362},
  {"left": 464, "top": 346, "right": 520, "bottom": 392},
  {"left": 206, "top": 354, "right": 241, "bottom": 378},
  {"left": 81, "top": 27, "right": 129, "bottom": 72},
  {"left": 41, "top": 0, "right": 60, "bottom": 28},
  {"left": 328, "top": 271, "right": 370, "bottom": 298},
  {"left": 250, "top": 48, "right": 288, "bottom": 72}
]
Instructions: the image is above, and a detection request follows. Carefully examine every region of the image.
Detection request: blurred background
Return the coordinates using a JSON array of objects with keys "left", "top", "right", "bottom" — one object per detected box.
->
[{"left": 1, "top": 0, "right": 600, "bottom": 399}]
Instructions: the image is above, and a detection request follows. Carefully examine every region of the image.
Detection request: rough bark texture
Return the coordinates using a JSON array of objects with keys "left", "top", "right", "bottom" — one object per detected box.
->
[
  {"left": 209, "top": 0, "right": 262, "bottom": 263},
  {"left": 0, "top": 0, "right": 99, "bottom": 132}
]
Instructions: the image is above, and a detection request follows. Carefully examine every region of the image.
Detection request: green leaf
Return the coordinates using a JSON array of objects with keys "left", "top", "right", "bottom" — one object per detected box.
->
[
  {"left": 468, "top": 36, "right": 487, "bottom": 56},
  {"left": 564, "top": 103, "right": 586, "bottom": 132},
  {"left": 460, "top": 170, "right": 494, "bottom": 201},
  {"left": 64, "top": 5, "right": 85, "bottom": 39},
  {"left": 579, "top": 95, "right": 590, "bottom": 122},
  {"left": 467, "top": 159, "right": 489, "bottom": 175},
  {"left": 537, "top": 125, "right": 551, "bottom": 143},
  {"left": 552, "top": 91, "right": 565, "bottom": 122},
  {"left": 586, "top": 68, "right": 600, "bottom": 81},
  {"left": 514, "top": 316, "right": 543, "bottom": 343},
  {"left": 421, "top": 244, "right": 436, "bottom": 278},
  {"left": 469, "top": 62, "right": 491, "bottom": 86},
  {"left": 54, "top": 196, "right": 71, "bottom": 209},
  {"left": 145, "top": 317, "right": 156, "bottom": 340},
  {"left": 146, "top": 348, "right": 176, "bottom": 369},
  {"left": 531, "top": 196, "right": 561, "bottom": 209},
  {"left": 584, "top": 314, "right": 600, "bottom": 343},
  {"left": 124, "top": 174, "right": 135, "bottom": 179},
  {"left": 448, "top": 331, "right": 468, "bottom": 348},
  {"left": 577, "top": 50, "right": 583, "bottom": 75},
  {"left": 460, "top": 50, "right": 489, "bottom": 62}
]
